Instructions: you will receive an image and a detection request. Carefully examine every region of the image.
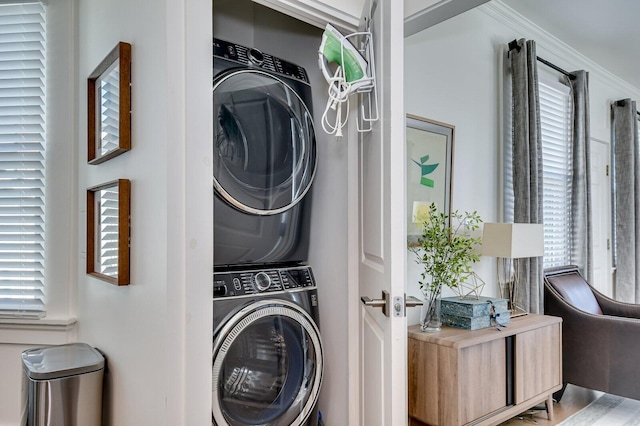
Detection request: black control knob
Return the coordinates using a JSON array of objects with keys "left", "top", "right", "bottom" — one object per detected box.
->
[
  {"left": 214, "top": 285, "right": 227, "bottom": 297},
  {"left": 254, "top": 272, "right": 271, "bottom": 291},
  {"left": 248, "top": 48, "right": 264, "bottom": 66}
]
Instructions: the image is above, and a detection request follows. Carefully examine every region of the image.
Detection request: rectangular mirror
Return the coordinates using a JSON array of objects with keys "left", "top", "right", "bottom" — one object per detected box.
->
[
  {"left": 406, "top": 114, "right": 454, "bottom": 246},
  {"left": 88, "top": 42, "right": 131, "bottom": 164},
  {"left": 87, "top": 179, "right": 131, "bottom": 285}
]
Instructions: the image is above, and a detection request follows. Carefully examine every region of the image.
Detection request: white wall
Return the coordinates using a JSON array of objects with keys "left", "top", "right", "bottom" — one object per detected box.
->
[
  {"left": 404, "top": 1, "right": 640, "bottom": 324},
  {"left": 404, "top": 5, "right": 502, "bottom": 323},
  {"left": 77, "top": 0, "right": 212, "bottom": 425},
  {"left": 77, "top": 0, "right": 168, "bottom": 422}
]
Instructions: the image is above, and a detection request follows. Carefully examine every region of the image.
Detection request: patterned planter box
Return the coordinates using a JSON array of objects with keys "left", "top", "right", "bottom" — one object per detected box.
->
[{"left": 441, "top": 296, "right": 510, "bottom": 330}]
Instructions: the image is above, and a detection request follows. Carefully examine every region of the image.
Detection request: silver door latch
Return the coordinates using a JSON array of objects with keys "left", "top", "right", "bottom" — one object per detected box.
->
[
  {"left": 361, "top": 290, "right": 391, "bottom": 316},
  {"left": 361, "top": 292, "right": 423, "bottom": 317}
]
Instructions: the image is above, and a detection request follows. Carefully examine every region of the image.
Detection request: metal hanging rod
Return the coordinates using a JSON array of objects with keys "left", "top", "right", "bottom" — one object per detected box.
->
[
  {"left": 508, "top": 39, "right": 576, "bottom": 81},
  {"left": 614, "top": 99, "right": 640, "bottom": 116}
]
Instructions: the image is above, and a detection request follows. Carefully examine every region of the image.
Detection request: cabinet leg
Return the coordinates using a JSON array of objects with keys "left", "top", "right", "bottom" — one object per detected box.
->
[{"left": 545, "top": 395, "right": 555, "bottom": 422}]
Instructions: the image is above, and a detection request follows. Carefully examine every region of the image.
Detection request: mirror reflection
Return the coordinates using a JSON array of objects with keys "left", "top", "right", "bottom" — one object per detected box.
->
[
  {"left": 86, "top": 179, "right": 130, "bottom": 285},
  {"left": 93, "top": 185, "right": 119, "bottom": 277},
  {"left": 97, "top": 61, "right": 120, "bottom": 157},
  {"left": 87, "top": 41, "right": 131, "bottom": 164}
]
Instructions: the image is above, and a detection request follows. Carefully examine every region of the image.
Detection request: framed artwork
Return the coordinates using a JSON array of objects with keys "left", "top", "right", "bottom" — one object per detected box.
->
[
  {"left": 87, "top": 42, "right": 132, "bottom": 164},
  {"left": 406, "top": 114, "right": 454, "bottom": 246},
  {"left": 87, "top": 179, "right": 131, "bottom": 285}
]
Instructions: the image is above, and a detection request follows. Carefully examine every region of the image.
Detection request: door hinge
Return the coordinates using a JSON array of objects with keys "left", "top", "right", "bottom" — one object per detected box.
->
[
  {"left": 606, "top": 165, "right": 609, "bottom": 176},
  {"left": 607, "top": 239, "right": 611, "bottom": 250}
]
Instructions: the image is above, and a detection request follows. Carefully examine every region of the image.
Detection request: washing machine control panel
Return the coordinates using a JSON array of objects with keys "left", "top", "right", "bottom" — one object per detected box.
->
[
  {"left": 213, "top": 266, "right": 315, "bottom": 298},
  {"left": 213, "top": 38, "right": 310, "bottom": 83}
]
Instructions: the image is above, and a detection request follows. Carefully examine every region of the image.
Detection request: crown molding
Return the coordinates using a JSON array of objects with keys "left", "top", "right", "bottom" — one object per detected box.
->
[
  {"left": 479, "top": 0, "right": 640, "bottom": 97},
  {"left": 251, "top": 0, "right": 361, "bottom": 34}
]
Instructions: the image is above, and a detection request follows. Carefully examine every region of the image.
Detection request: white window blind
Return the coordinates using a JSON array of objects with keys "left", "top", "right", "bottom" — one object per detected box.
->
[
  {"left": 504, "top": 77, "right": 572, "bottom": 270},
  {"left": 0, "top": 2, "right": 46, "bottom": 318},
  {"left": 539, "top": 79, "right": 572, "bottom": 269}
]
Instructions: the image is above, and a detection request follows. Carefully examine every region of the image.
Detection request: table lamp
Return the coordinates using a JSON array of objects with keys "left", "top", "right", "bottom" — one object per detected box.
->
[{"left": 481, "top": 223, "right": 544, "bottom": 316}]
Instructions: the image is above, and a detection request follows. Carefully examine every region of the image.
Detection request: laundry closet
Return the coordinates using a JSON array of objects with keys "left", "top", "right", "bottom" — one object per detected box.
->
[{"left": 213, "top": 1, "right": 352, "bottom": 423}]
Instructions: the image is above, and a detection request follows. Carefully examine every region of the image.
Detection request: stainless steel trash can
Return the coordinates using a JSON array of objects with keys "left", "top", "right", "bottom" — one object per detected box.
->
[{"left": 21, "top": 343, "right": 105, "bottom": 426}]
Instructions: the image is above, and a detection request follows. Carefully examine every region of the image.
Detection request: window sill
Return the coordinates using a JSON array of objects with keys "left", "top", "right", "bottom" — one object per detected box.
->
[{"left": 0, "top": 317, "right": 77, "bottom": 345}]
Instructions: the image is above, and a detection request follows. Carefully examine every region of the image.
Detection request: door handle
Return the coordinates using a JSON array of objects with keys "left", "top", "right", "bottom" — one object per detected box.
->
[
  {"left": 361, "top": 291, "right": 391, "bottom": 317},
  {"left": 361, "top": 292, "right": 424, "bottom": 317},
  {"left": 405, "top": 295, "right": 423, "bottom": 308}
]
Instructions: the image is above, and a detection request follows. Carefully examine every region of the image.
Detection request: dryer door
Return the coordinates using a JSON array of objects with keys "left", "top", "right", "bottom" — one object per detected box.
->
[
  {"left": 213, "top": 70, "right": 317, "bottom": 216},
  {"left": 212, "top": 300, "right": 323, "bottom": 426}
]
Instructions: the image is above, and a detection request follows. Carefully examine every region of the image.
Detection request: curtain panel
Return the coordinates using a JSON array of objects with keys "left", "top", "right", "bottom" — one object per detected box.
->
[
  {"left": 508, "top": 39, "right": 594, "bottom": 312},
  {"left": 612, "top": 99, "right": 640, "bottom": 303},
  {"left": 568, "top": 71, "right": 593, "bottom": 282},
  {"left": 509, "top": 38, "right": 544, "bottom": 314}
]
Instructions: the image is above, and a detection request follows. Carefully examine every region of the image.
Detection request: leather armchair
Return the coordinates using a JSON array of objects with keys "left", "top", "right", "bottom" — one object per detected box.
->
[{"left": 544, "top": 265, "right": 640, "bottom": 401}]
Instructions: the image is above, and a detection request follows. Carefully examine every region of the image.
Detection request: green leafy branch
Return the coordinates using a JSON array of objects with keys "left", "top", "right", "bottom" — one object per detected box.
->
[{"left": 410, "top": 203, "right": 482, "bottom": 298}]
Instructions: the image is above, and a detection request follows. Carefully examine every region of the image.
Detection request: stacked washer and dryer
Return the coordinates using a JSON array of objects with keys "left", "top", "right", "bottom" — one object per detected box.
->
[{"left": 212, "top": 38, "right": 323, "bottom": 426}]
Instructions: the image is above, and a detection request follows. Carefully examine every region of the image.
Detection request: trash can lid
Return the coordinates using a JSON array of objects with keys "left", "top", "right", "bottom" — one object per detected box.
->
[{"left": 22, "top": 343, "right": 105, "bottom": 380}]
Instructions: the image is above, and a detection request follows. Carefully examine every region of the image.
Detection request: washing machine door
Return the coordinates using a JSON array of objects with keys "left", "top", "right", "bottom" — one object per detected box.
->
[
  {"left": 213, "top": 70, "right": 317, "bottom": 216},
  {"left": 212, "top": 299, "right": 323, "bottom": 426}
]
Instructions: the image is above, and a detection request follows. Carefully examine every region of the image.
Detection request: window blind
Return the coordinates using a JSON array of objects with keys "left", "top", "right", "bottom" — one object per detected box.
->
[
  {"left": 504, "top": 77, "right": 572, "bottom": 269},
  {"left": 539, "top": 80, "right": 572, "bottom": 269},
  {"left": 0, "top": 2, "right": 45, "bottom": 318}
]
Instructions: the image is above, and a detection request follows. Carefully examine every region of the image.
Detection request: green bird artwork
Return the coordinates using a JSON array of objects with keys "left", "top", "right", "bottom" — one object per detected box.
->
[{"left": 413, "top": 154, "right": 439, "bottom": 188}]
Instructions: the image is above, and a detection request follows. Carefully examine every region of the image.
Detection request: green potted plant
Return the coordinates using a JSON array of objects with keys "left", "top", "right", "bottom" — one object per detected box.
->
[{"left": 411, "top": 203, "right": 482, "bottom": 332}]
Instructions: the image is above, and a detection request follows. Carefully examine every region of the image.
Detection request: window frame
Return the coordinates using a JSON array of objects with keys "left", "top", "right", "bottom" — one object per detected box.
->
[
  {"left": 0, "top": 1, "right": 47, "bottom": 319},
  {"left": 0, "top": 0, "right": 77, "bottom": 343},
  {"left": 504, "top": 67, "right": 574, "bottom": 270},
  {"left": 538, "top": 70, "right": 573, "bottom": 270}
]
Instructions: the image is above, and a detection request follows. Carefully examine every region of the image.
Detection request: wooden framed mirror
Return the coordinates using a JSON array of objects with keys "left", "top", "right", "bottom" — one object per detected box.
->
[
  {"left": 87, "top": 179, "right": 131, "bottom": 285},
  {"left": 88, "top": 42, "right": 132, "bottom": 164}
]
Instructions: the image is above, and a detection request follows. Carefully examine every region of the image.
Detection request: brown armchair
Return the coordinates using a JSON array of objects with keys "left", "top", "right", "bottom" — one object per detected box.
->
[{"left": 544, "top": 265, "right": 640, "bottom": 401}]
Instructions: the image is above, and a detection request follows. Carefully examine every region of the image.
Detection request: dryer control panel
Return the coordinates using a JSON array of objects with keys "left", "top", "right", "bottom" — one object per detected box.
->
[
  {"left": 213, "top": 266, "right": 316, "bottom": 298},
  {"left": 213, "top": 38, "right": 310, "bottom": 83}
]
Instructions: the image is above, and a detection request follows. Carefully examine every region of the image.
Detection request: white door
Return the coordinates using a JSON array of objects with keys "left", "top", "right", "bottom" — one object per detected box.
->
[
  {"left": 590, "top": 138, "right": 612, "bottom": 296},
  {"left": 357, "top": 0, "right": 407, "bottom": 425},
  {"left": 352, "top": 1, "right": 487, "bottom": 424}
]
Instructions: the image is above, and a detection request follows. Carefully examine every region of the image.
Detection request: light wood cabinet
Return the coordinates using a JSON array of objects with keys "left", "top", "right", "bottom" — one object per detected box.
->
[{"left": 408, "top": 314, "right": 562, "bottom": 426}]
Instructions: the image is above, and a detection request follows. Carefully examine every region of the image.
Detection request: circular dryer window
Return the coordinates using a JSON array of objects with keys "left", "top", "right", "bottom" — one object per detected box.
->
[
  {"left": 212, "top": 300, "right": 323, "bottom": 426},
  {"left": 213, "top": 70, "right": 317, "bottom": 216}
]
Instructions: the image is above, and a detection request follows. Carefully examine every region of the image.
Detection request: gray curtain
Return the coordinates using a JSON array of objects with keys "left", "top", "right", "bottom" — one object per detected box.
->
[
  {"left": 510, "top": 38, "right": 544, "bottom": 314},
  {"left": 612, "top": 99, "right": 640, "bottom": 303},
  {"left": 567, "top": 71, "right": 593, "bottom": 282}
]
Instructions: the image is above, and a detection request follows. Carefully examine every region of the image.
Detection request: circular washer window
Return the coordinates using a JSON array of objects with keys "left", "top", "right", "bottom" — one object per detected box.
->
[
  {"left": 212, "top": 300, "right": 323, "bottom": 426},
  {"left": 213, "top": 70, "right": 317, "bottom": 216}
]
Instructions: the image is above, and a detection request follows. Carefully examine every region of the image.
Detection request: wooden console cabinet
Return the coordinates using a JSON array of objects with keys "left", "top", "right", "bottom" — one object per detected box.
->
[{"left": 408, "top": 314, "right": 562, "bottom": 426}]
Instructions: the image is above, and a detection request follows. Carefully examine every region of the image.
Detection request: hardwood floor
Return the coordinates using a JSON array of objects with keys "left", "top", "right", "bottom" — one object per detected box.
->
[{"left": 498, "top": 384, "right": 603, "bottom": 425}]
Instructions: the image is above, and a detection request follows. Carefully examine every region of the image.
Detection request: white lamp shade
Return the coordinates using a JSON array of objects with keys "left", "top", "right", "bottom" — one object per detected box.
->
[{"left": 481, "top": 223, "right": 544, "bottom": 258}]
